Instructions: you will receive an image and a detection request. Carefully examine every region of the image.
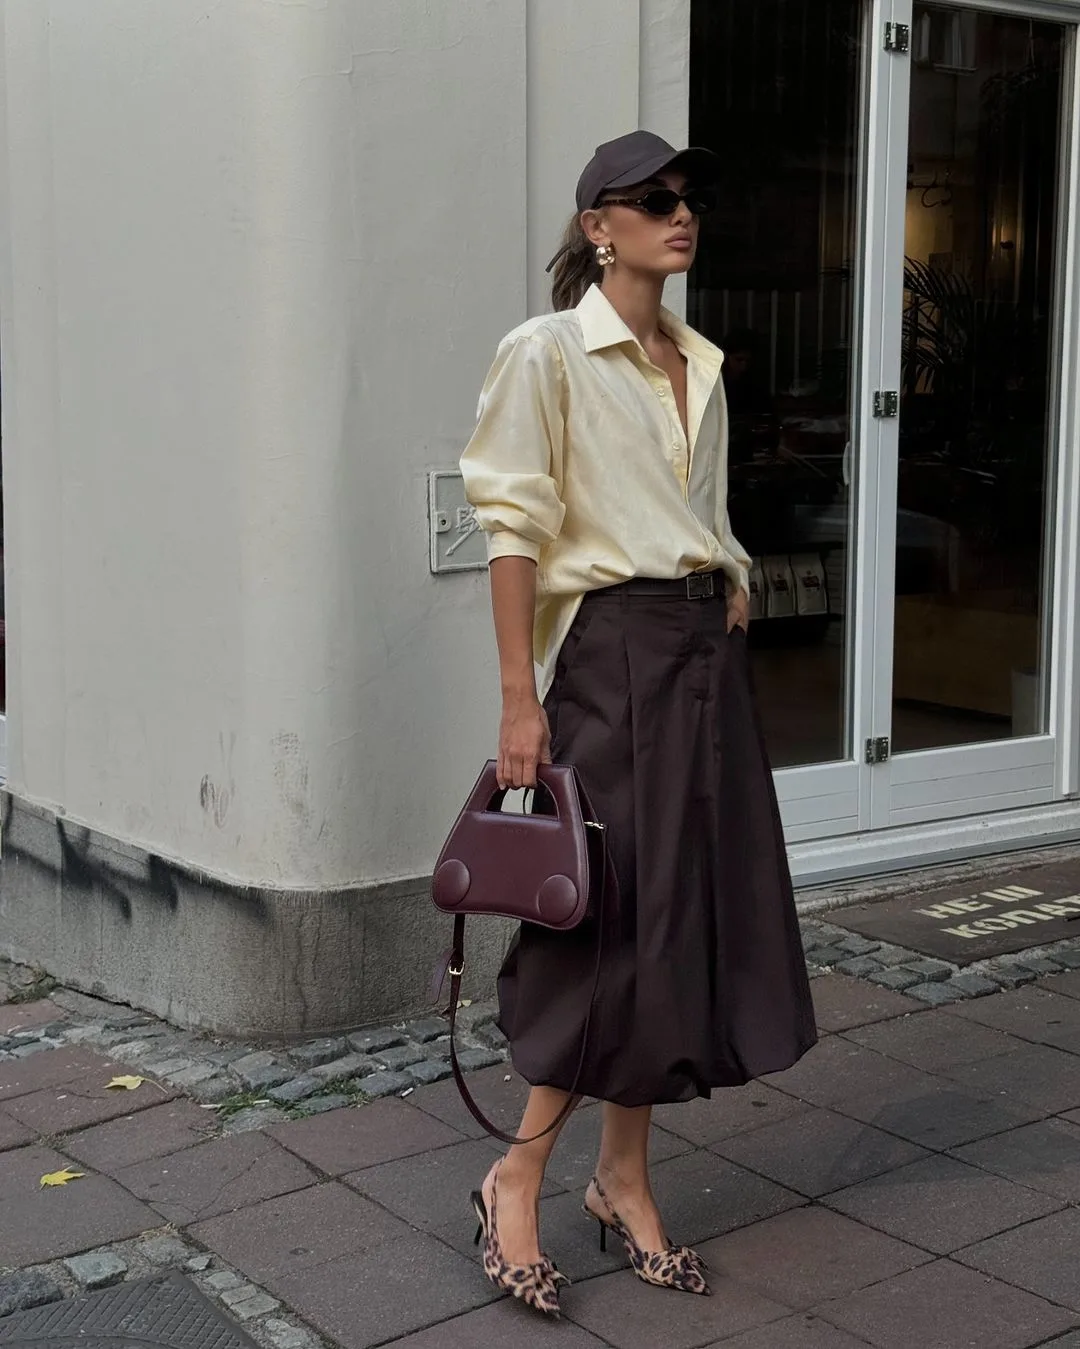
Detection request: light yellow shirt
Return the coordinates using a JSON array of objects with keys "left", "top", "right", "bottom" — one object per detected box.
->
[{"left": 460, "top": 283, "right": 752, "bottom": 700}]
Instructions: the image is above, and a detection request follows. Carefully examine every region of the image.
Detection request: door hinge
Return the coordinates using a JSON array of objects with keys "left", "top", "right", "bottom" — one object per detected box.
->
[
  {"left": 873, "top": 390, "right": 899, "bottom": 418},
  {"left": 865, "top": 736, "right": 891, "bottom": 764},
  {"left": 884, "top": 22, "right": 910, "bottom": 53}
]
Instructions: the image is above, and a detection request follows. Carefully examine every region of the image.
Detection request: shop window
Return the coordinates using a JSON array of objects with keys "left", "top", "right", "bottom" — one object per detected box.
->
[
  {"left": 892, "top": 8, "right": 1062, "bottom": 749},
  {"left": 689, "top": 0, "right": 862, "bottom": 768}
]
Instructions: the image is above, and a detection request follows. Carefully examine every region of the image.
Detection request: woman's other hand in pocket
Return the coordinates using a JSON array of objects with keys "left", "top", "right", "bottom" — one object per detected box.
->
[{"left": 727, "top": 586, "right": 750, "bottom": 634}]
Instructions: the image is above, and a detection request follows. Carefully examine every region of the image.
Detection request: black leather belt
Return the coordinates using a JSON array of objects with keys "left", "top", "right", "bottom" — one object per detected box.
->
[{"left": 594, "top": 573, "right": 725, "bottom": 601}]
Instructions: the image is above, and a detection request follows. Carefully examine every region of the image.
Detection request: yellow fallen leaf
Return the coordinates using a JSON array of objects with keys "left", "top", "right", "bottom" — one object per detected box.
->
[
  {"left": 106, "top": 1075, "right": 146, "bottom": 1091},
  {"left": 40, "top": 1167, "right": 85, "bottom": 1188}
]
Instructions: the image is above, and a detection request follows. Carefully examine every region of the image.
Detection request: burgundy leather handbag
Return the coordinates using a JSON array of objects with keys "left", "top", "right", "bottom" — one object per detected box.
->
[{"left": 430, "top": 760, "right": 608, "bottom": 1144}]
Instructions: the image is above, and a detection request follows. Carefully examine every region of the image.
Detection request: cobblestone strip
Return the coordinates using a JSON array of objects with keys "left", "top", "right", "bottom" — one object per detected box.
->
[
  {"left": 0, "top": 958, "right": 509, "bottom": 1124},
  {"left": 0, "top": 1231, "right": 328, "bottom": 1349},
  {"left": 6, "top": 918, "right": 1080, "bottom": 1119},
  {"left": 800, "top": 916, "right": 1080, "bottom": 1003}
]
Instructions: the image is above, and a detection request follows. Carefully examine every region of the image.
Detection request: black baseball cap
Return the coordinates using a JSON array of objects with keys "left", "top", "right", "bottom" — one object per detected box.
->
[{"left": 575, "top": 129, "right": 719, "bottom": 212}]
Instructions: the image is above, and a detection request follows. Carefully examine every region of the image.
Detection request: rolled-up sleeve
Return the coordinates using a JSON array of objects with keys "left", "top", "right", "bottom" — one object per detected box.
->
[
  {"left": 460, "top": 335, "right": 566, "bottom": 564},
  {"left": 710, "top": 378, "right": 751, "bottom": 595}
]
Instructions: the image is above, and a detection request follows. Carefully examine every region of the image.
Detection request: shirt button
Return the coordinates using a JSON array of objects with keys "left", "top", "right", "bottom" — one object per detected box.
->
[{"left": 657, "top": 387, "right": 668, "bottom": 398}]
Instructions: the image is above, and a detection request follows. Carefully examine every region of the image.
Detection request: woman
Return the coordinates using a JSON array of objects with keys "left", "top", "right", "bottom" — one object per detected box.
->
[{"left": 459, "top": 130, "right": 817, "bottom": 1317}]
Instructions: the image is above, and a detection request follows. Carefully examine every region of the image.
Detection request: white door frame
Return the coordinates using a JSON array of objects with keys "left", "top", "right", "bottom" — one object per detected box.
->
[
  {"left": 788, "top": 0, "right": 1080, "bottom": 882},
  {"left": 673, "top": 0, "right": 1080, "bottom": 867},
  {"left": 772, "top": 0, "right": 898, "bottom": 844},
  {"left": 1045, "top": 10, "right": 1080, "bottom": 801},
  {"left": 862, "top": 0, "right": 1080, "bottom": 832}
]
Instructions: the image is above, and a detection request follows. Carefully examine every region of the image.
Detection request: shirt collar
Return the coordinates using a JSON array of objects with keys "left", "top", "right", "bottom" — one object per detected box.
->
[
  {"left": 576, "top": 283, "right": 639, "bottom": 354},
  {"left": 575, "top": 283, "right": 723, "bottom": 375}
]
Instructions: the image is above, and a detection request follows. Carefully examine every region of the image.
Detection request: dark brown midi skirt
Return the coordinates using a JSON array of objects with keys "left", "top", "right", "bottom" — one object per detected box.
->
[{"left": 496, "top": 580, "right": 818, "bottom": 1108}]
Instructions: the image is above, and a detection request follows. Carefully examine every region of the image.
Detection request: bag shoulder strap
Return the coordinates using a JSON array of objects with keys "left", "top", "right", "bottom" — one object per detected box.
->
[{"left": 438, "top": 823, "right": 607, "bottom": 1146}]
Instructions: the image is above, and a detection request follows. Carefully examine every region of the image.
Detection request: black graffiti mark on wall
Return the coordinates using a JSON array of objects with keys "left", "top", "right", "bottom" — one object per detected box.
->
[
  {"left": 199, "top": 774, "right": 231, "bottom": 828},
  {"left": 58, "top": 820, "right": 142, "bottom": 919},
  {"left": 0, "top": 795, "right": 268, "bottom": 928}
]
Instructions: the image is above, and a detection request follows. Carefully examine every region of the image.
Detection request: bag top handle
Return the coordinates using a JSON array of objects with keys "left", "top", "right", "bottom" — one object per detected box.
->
[{"left": 466, "top": 760, "right": 577, "bottom": 824}]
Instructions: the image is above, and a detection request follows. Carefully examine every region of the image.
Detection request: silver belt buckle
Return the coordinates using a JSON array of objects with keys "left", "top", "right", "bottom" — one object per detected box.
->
[{"left": 686, "top": 573, "right": 716, "bottom": 600}]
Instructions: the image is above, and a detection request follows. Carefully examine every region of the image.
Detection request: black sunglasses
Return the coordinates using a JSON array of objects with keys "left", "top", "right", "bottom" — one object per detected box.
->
[{"left": 599, "top": 186, "right": 717, "bottom": 217}]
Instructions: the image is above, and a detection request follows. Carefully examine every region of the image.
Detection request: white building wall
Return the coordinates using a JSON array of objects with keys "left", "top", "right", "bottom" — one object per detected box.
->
[
  {"left": 0, "top": 0, "right": 688, "bottom": 890},
  {"left": 526, "top": 0, "right": 690, "bottom": 314}
]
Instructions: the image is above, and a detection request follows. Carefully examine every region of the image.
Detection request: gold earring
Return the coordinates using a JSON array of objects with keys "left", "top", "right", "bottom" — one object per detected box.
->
[{"left": 596, "top": 243, "right": 616, "bottom": 267}]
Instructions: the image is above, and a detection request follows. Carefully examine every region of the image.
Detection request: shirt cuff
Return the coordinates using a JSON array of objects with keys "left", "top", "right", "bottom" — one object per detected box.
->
[{"left": 486, "top": 529, "right": 542, "bottom": 564}]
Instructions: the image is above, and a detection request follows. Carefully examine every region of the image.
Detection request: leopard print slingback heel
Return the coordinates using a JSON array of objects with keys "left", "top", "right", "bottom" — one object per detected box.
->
[
  {"left": 584, "top": 1174, "right": 711, "bottom": 1296},
  {"left": 470, "top": 1162, "right": 569, "bottom": 1318}
]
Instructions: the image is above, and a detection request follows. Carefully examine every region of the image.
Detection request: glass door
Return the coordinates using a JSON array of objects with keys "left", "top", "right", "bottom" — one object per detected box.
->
[
  {"left": 871, "top": 0, "right": 1078, "bottom": 829},
  {"left": 689, "top": 0, "right": 881, "bottom": 842},
  {"left": 690, "top": 0, "right": 1080, "bottom": 856}
]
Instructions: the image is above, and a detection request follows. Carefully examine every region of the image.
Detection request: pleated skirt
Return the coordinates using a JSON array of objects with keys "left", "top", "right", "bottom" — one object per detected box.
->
[{"left": 496, "top": 581, "right": 818, "bottom": 1108}]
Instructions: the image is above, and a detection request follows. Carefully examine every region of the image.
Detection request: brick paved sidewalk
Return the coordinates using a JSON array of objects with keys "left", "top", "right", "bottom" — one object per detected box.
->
[{"left": 3, "top": 967, "right": 1080, "bottom": 1349}]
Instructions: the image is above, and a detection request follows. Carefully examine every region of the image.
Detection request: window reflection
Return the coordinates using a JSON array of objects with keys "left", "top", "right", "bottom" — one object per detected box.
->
[
  {"left": 893, "top": 6, "right": 1062, "bottom": 750},
  {"left": 689, "top": 0, "right": 862, "bottom": 768}
]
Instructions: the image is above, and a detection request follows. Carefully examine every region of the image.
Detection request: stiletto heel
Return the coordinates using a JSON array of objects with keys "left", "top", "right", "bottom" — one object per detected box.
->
[
  {"left": 471, "top": 1164, "right": 568, "bottom": 1318},
  {"left": 582, "top": 1175, "right": 710, "bottom": 1296}
]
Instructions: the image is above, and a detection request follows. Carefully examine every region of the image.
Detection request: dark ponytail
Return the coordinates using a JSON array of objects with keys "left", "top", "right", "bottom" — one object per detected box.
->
[{"left": 550, "top": 212, "right": 602, "bottom": 311}]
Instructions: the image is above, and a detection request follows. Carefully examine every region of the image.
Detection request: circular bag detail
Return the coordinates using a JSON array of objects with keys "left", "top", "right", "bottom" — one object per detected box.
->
[
  {"left": 432, "top": 858, "right": 471, "bottom": 909},
  {"left": 536, "top": 873, "right": 580, "bottom": 925}
]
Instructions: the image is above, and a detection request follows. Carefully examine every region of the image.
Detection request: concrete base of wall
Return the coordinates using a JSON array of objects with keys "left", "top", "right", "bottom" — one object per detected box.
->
[{"left": 0, "top": 791, "right": 512, "bottom": 1039}]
